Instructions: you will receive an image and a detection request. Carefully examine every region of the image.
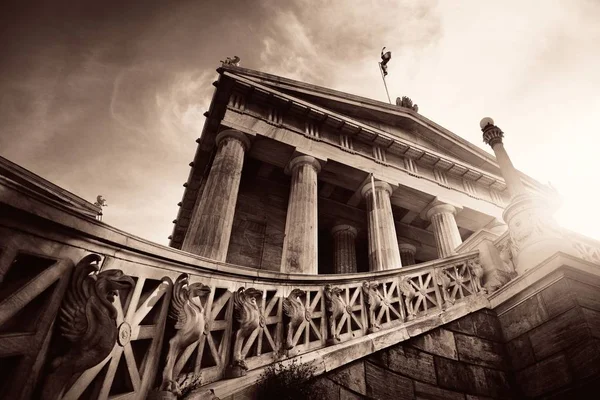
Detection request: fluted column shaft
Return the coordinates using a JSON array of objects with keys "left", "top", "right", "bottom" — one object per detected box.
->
[
  {"left": 331, "top": 224, "right": 358, "bottom": 274},
  {"left": 426, "top": 204, "right": 462, "bottom": 258},
  {"left": 281, "top": 155, "right": 321, "bottom": 274},
  {"left": 399, "top": 243, "right": 417, "bottom": 266},
  {"left": 361, "top": 181, "right": 402, "bottom": 271},
  {"left": 182, "top": 130, "right": 250, "bottom": 260}
]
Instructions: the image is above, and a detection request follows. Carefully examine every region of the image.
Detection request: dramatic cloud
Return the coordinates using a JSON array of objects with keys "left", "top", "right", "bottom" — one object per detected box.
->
[{"left": 1, "top": 0, "right": 599, "bottom": 243}]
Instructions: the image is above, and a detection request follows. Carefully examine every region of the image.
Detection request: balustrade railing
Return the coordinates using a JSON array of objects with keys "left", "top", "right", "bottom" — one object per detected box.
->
[
  {"left": 0, "top": 180, "right": 486, "bottom": 400},
  {"left": 569, "top": 230, "right": 600, "bottom": 265}
]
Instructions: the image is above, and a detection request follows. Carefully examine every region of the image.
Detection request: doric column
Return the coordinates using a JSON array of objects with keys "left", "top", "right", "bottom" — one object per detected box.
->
[
  {"left": 281, "top": 155, "right": 321, "bottom": 274},
  {"left": 182, "top": 129, "right": 250, "bottom": 260},
  {"left": 399, "top": 243, "right": 417, "bottom": 266},
  {"left": 481, "top": 118, "right": 574, "bottom": 273},
  {"left": 331, "top": 224, "right": 358, "bottom": 274},
  {"left": 361, "top": 180, "right": 402, "bottom": 271},
  {"left": 425, "top": 204, "right": 463, "bottom": 258}
]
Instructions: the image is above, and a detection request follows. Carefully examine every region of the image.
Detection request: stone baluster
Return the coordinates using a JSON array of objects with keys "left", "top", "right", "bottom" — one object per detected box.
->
[
  {"left": 281, "top": 155, "right": 321, "bottom": 274},
  {"left": 182, "top": 129, "right": 250, "bottom": 260},
  {"left": 424, "top": 204, "right": 463, "bottom": 258},
  {"left": 331, "top": 224, "right": 358, "bottom": 274},
  {"left": 399, "top": 243, "right": 417, "bottom": 266},
  {"left": 361, "top": 180, "right": 402, "bottom": 271}
]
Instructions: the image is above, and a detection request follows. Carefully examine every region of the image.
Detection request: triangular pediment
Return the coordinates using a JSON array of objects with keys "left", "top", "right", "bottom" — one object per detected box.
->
[
  {"left": 219, "top": 66, "right": 550, "bottom": 195},
  {"left": 221, "top": 66, "right": 502, "bottom": 176}
]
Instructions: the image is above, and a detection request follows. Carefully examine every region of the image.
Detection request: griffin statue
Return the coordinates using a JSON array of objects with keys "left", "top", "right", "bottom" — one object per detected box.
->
[
  {"left": 282, "top": 288, "right": 307, "bottom": 350},
  {"left": 467, "top": 259, "right": 486, "bottom": 294},
  {"left": 362, "top": 281, "right": 384, "bottom": 333},
  {"left": 398, "top": 276, "right": 417, "bottom": 320},
  {"left": 230, "top": 287, "right": 263, "bottom": 376},
  {"left": 434, "top": 268, "right": 454, "bottom": 309},
  {"left": 160, "top": 274, "right": 211, "bottom": 396},
  {"left": 41, "top": 254, "right": 134, "bottom": 400},
  {"left": 324, "top": 285, "right": 347, "bottom": 344}
]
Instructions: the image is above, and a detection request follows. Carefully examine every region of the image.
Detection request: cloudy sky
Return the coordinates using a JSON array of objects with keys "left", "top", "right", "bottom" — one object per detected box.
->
[{"left": 1, "top": 0, "right": 599, "bottom": 244}]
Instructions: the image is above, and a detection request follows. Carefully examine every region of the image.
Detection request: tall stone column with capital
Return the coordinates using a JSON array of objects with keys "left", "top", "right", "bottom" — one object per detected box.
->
[
  {"left": 281, "top": 155, "right": 321, "bottom": 274},
  {"left": 399, "top": 243, "right": 417, "bottom": 266},
  {"left": 182, "top": 129, "right": 250, "bottom": 260},
  {"left": 424, "top": 204, "right": 463, "bottom": 258},
  {"left": 361, "top": 181, "right": 402, "bottom": 271},
  {"left": 331, "top": 224, "right": 358, "bottom": 274},
  {"left": 481, "top": 117, "right": 574, "bottom": 273}
]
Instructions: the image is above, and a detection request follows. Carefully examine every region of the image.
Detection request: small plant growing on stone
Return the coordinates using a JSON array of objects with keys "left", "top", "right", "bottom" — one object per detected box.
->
[
  {"left": 178, "top": 373, "right": 203, "bottom": 399},
  {"left": 256, "top": 359, "right": 328, "bottom": 400}
]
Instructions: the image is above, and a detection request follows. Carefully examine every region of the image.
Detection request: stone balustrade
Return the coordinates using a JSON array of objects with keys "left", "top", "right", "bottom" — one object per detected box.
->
[
  {"left": 568, "top": 230, "right": 600, "bottom": 265},
  {"left": 0, "top": 177, "right": 488, "bottom": 400}
]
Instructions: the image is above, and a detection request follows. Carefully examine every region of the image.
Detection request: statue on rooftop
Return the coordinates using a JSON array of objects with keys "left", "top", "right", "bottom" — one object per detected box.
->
[
  {"left": 396, "top": 96, "right": 419, "bottom": 112},
  {"left": 94, "top": 195, "right": 107, "bottom": 208},
  {"left": 221, "top": 56, "right": 241, "bottom": 66},
  {"left": 380, "top": 47, "right": 392, "bottom": 76}
]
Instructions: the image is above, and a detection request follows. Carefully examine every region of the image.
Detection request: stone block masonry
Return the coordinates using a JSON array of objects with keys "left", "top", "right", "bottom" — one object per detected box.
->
[
  {"left": 306, "top": 280, "right": 600, "bottom": 400},
  {"left": 309, "top": 309, "right": 514, "bottom": 400}
]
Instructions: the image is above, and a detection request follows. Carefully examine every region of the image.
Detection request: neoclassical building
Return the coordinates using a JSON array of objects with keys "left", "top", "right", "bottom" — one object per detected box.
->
[
  {"left": 0, "top": 64, "right": 599, "bottom": 400},
  {"left": 169, "top": 65, "right": 557, "bottom": 276}
]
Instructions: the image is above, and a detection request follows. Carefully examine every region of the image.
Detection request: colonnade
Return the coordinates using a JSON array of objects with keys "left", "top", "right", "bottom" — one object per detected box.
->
[{"left": 183, "top": 129, "right": 465, "bottom": 274}]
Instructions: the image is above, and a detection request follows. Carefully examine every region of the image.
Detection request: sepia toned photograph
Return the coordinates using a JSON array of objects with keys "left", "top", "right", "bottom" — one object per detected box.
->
[{"left": 0, "top": 0, "right": 599, "bottom": 399}]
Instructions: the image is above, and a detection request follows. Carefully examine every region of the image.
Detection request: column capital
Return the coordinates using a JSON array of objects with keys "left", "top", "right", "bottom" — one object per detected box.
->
[
  {"left": 360, "top": 180, "right": 393, "bottom": 198},
  {"left": 480, "top": 118, "right": 504, "bottom": 148},
  {"left": 285, "top": 155, "right": 321, "bottom": 174},
  {"left": 420, "top": 199, "right": 463, "bottom": 221},
  {"left": 216, "top": 129, "right": 251, "bottom": 151},
  {"left": 331, "top": 224, "right": 358, "bottom": 237},
  {"left": 398, "top": 243, "right": 417, "bottom": 254}
]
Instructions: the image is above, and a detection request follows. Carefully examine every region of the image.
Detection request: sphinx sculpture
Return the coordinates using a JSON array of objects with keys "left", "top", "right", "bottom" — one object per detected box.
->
[
  {"left": 362, "top": 281, "right": 384, "bottom": 333},
  {"left": 398, "top": 276, "right": 417, "bottom": 320},
  {"left": 160, "top": 273, "right": 211, "bottom": 396},
  {"left": 229, "top": 287, "right": 263, "bottom": 377},
  {"left": 282, "top": 288, "right": 308, "bottom": 350},
  {"left": 324, "top": 285, "right": 347, "bottom": 344},
  {"left": 41, "top": 254, "right": 134, "bottom": 400}
]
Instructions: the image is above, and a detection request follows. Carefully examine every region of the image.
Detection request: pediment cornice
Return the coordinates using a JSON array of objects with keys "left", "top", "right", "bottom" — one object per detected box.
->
[
  {"left": 220, "top": 66, "right": 551, "bottom": 196},
  {"left": 223, "top": 70, "right": 510, "bottom": 193}
]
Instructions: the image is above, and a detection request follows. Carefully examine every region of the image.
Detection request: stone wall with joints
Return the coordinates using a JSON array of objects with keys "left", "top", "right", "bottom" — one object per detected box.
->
[
  {"left": 492, "top": 266, "right": 600, "bottom": 398},
  {"left": 309, "top": 309, "right": 512, "bottom": 400}
]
